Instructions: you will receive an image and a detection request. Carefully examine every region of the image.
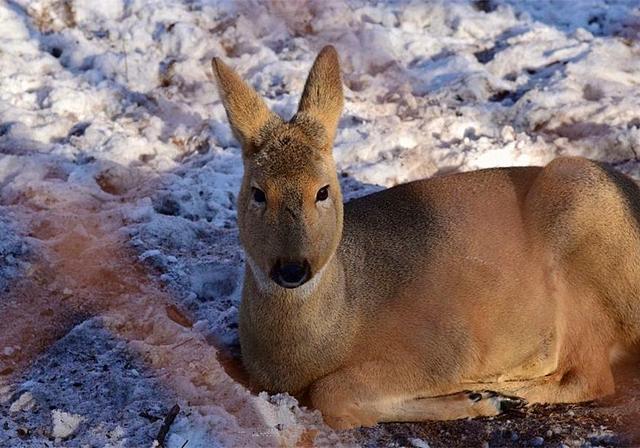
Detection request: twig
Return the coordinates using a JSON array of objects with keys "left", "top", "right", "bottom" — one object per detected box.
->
[
  {"left": 121, "top": 37, "right": 129, "bottom": 84},
  {"left": 180, "top": 441, "right": 189, "bottom": 448},
  {"left": 155, "top": 404, "right": 180, "bottom": 447},
  {"left": 172, "top": 337, "right": 194, "bottom": 350}
]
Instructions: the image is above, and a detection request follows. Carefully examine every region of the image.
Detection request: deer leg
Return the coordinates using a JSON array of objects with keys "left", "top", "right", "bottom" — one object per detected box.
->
[
  {"left": 308, "top": 362, "right": 524, "bottom": 430},
  {"left": 459, "top": 343, "right": 616, "bottom": 407},
  {"left": 310, "top": 352, "right": 615, "bottom": 429},
  {"left": 461, "top": 362, "right": 615, "bottom": 406},
  {"left": 384, "top": 390, "right": 524, "bottom": 424}
]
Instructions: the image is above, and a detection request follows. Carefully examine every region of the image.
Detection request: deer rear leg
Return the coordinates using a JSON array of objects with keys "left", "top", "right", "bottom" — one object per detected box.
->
[{"left": 309, "top": 363, "right": 525, "bottom": 430}]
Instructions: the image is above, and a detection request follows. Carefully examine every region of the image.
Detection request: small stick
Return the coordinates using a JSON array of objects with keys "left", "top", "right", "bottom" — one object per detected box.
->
[
  {"left": 180, "top": 441, "right": 189, "bottom": 448},
  {"left": 121, "top": 37, "right": 129, "bottom": 84},
  {"left": 172, "top": 337, "right": 194, "bottom": 350},
  {"left": 155, "top": 404, "right": 180, "bottom": 447}
]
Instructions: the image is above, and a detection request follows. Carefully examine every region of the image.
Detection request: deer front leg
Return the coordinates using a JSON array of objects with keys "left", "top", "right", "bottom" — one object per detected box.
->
[
  {"left": 460, "top": 358, "right": 616, "bottom": 405},
  {"left": 309, "top": 362, "right": 524, "bottom": 429}
]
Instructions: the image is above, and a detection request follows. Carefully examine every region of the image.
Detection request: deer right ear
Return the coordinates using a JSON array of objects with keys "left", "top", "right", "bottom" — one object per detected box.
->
[{"left": 211, "top": 58, "right": 278, "bottom": 155}]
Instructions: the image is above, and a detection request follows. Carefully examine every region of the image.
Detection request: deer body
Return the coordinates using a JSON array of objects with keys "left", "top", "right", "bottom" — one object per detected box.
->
[{"left": 213, "top": 47, "right": 640, "bottom": 429}]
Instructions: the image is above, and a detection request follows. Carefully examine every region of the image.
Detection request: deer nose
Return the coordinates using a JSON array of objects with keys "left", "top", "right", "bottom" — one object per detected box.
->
[{"left": 271, "top": 260, "right": 311, "bottom": 288}]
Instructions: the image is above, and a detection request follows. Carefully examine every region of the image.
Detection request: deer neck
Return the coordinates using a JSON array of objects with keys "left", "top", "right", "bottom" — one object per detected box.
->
[{"left": 239, "top": 252, "right": 354, "bottom": 392}]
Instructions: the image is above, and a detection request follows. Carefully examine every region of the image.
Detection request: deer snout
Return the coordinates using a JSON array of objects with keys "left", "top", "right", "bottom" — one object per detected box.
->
[{"left": 270, "top": 259, "right": 311, "bottom": 289}]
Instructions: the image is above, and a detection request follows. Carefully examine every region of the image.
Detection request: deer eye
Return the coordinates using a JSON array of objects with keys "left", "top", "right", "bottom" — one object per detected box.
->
[
  {"left": 252, "top": 187, "right": 266, "bottom": 204},
  {"left": 316, "top": 185, "right": 329, "bottom": 202}
]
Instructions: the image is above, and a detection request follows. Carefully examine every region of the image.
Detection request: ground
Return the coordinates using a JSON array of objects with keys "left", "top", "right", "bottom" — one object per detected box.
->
[{"left": 1, "top": 0, "right": 640, "bottom": 447}]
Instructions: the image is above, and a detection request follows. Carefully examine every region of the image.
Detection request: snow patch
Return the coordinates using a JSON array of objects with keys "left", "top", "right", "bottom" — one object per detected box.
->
[
  {"left": 410, "top": 438, "right": 432, "bottom": 448},
  {"left": 51, "top": 409, "right": 86, "bottom": 439},
  {"left": 9, "top": 392, "right": 34, "bottom": 413}
]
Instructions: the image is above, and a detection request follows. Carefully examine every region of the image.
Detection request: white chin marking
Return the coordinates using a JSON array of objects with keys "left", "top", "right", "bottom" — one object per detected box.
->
[
  {"left": 245, "top": 255, "right": 327, "bottom": 296},
  {"left": 245, "top": 256, "right": 275, "bottom": 293}
]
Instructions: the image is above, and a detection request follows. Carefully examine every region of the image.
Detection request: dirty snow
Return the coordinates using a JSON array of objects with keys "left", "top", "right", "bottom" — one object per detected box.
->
[
  {"left": 51, "top": 409, "right": 85, "bottom": 439},
  {"left": 0, "top": 0, "right": 639, "bottom": 447}
]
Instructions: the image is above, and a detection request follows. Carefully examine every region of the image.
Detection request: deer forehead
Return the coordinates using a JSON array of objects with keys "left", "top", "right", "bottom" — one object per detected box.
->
[{"left": 249, "top": 140, "right": 329, "bottom": 181}]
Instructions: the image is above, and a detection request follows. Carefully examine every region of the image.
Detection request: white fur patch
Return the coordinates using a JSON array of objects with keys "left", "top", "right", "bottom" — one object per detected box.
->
[
  {"left": 295, "top": 259, "right": 329, "bottom": 296},
  {"left": 245, "top": 255, "right": 276, "bottom": 293}
]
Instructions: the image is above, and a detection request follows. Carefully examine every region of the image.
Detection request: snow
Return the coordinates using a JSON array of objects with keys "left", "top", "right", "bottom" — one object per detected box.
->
[
  {"left": 0, "top": 0, "right": 639, "bottom": 446},
  {"left": 9, "top": 392, "right": 34, "bottom": 414},
  {"left": 410, "top": 437, "right": 432, "bottom": 448},
  {"left": 51, "top": 409, "right": 85, "bottom": 439}
]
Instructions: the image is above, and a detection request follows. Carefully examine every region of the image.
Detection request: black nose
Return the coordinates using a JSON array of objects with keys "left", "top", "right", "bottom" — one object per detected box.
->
[{"left": 271, "top": 260, "right": 311, "bottom": 288}]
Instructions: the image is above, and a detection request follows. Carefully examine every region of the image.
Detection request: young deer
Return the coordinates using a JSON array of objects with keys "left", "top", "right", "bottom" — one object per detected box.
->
[{"left": 212, "top": 46, "right": 640, "bottom": 429}]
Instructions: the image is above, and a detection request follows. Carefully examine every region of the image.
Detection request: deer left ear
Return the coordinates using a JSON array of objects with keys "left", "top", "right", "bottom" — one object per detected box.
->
[
  {"left": 296, "top": 46, "right": 344, "bottom": 147},
  {"left": 211, "top": 57, "right": 279, "bottom": 156}
]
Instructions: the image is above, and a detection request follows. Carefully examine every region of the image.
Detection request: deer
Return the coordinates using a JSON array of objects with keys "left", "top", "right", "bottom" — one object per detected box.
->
[{"left": 211, "top": 45, "right": 640, "bottom": 430}]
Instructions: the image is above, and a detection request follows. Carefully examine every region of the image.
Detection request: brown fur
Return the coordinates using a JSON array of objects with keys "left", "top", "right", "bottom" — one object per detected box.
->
[{"left": 212, "top": 46, "right": 640, "bottom": 429}]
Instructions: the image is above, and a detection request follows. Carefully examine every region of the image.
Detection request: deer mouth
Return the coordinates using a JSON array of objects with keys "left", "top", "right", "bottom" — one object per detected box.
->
[{"left": 270, "top": 259, "right": 311, "bottom": 288}]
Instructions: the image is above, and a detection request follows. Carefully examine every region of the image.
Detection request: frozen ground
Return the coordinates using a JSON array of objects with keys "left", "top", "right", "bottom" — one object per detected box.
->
[{"left": 0, "top": 0, "right": 640, "bottom": 446}]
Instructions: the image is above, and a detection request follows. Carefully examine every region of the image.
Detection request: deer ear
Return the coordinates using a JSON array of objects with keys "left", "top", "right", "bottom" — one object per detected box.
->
[
  {"left": 211, "top": 57, "right": 278, "bottom": 155},
  {"left": 296, "top": 46, "right": 344, "bottom": 147}
]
